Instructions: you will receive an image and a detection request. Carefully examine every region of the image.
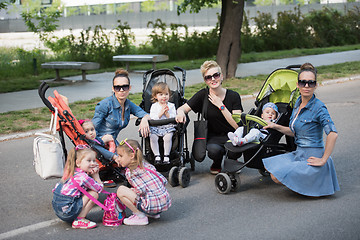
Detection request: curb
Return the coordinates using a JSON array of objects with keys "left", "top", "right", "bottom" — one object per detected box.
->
[{"left": 1, "top": 75, "right": 359, "bottom": 142}]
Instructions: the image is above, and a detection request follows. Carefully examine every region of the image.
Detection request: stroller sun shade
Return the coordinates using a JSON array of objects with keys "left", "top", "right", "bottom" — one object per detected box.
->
[
  {"left": 142, "top": 69, "right": 182, "bottom": 112},
  {"left": 256, "top": 69, "right": 299, "bottom": 108}
]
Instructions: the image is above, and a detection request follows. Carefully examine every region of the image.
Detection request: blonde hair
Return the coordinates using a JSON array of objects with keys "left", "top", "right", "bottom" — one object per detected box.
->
[
  {"left": 113, "top": 68, "right": 130, "bottom": 85},
  {"left": 116, "top": 139, "right": 143, "bottom": 171},
  {"left": 62, "top": 147, "right": 96, "bottom": 181},
  {"left": 200, "top": 60, "right": 222, "bottom": 77},
  {"left": 298, "top": 62, "right": 317, "bottom": 81},
  {"left": 151, "top": 82, "right": 171, "bottom": 103}
]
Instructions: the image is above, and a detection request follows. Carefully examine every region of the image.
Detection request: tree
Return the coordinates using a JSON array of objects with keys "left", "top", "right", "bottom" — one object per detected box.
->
[
  {"left": 0, "top": 0, "right": 15, "bottom": 10},
  {"left": 20, "top": 0, "right": 62, "bottom": 44},
  {"left": 178, "top": 0, "right": 244, "bottom": 79}
]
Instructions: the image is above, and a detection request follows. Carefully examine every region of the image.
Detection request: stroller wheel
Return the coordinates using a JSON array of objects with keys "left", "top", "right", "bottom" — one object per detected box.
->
[
  {"left": 215, "top": 173, "right": 231, "bottom": 194},
  {"left": 169, "top": 166, "right": 180, "bottom": 187},
  {"left": 178, "top": 167, "right": 191, "bottom": 188},
  {"left": 229, "top": 173, "right": 241, "bottom": 192},
  {"left": 258, "top": 169, "right": 270, "bottom": 177}
]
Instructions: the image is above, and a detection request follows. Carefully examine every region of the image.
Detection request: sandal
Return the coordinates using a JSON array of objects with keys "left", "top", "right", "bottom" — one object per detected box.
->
[
  {"left": 163, "top": 155, "right": 170, "bottom": 164},
  {"left": 154, "top": 155, "right": 161, "bottom": 164}
]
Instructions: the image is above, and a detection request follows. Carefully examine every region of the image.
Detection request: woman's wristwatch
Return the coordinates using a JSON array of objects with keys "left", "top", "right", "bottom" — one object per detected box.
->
[{"left": 219, "top": 105, "right": 225, "bottom": 111}]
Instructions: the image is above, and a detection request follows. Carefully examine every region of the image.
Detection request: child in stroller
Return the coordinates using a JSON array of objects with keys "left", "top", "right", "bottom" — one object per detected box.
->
[
  {"left": 38, "top": 82, "right": 126, "bottom": 187},
  {"left": 79, "top": 119, "right": 119, "bottom": 187},
  {"left": 228, "top": 102, "right": 279, "bottom": 146},
  {"left": 137, "top": 67, "right": 193, "bottom": 188},
  {"left": 214, "top": 65, "right": 300, "bottom": 194},
  {"left": 149, "top": 82, "right": 177, "bottom": 165}
]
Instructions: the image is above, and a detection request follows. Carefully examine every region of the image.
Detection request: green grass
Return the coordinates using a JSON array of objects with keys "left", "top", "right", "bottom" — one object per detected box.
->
[
  {"left": 1, "top": 44, "right": 360, "bottom": 93},
  {"left": 1, "top": 60, "right": 359, "bottom": 135}
]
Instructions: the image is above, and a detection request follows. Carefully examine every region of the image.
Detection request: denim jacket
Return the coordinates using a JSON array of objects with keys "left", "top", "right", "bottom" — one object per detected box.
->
[
  {"left": 290, "top": 95, "right": 337, "bottom": 148},
  {"left": 92, "top": 94, "right": 148, "bottom": 143}
]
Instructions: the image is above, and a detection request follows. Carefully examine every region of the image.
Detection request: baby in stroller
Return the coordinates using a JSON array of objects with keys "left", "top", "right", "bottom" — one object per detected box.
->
[
  {"left": 149, "top": 82, "right": 177, "bottom": 165},
  {"left": 138, "top": 68, "right": 192, "bottom": 188},
  {"left": 79, "top": 119, "right": 118, "bottom": 163},
  {"left": 228, "top": 102, "right": 279, "bottom": 146}
]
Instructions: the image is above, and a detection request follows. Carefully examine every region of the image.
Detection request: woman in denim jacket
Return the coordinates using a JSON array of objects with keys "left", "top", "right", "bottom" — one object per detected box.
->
[
  {"left": 262, "top": 63, "right": 340, "bottom": 197},
  {"left": 93, "top": 69, "right": 150, "bottom": 145}
]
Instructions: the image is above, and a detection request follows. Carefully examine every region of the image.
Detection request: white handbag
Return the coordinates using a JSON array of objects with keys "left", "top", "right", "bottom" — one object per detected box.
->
[{"left": 33, "top": 107, "right": 65, "bottom": 180}]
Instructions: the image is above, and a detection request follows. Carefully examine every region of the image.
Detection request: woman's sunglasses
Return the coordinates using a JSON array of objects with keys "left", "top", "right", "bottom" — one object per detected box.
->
[
  {"left": 204, "top": 72, "right": 221, "bottom": 81},
  {"left": 298, "top": 80, "right": 316, "bottom": 88},
  {"left": 113, "top": 84, "right": 130, "bottom": 92}
]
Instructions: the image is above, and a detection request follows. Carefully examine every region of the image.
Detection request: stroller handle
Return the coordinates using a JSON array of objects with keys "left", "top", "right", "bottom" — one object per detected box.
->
[
  {"left": 148, "top": 117, "right": 177, "bottom": 127},
  {"left": 38, "top": 82, "right": 55, "bottom": 112},
  {"left": 286, "top": 64, "right": 301, "bottom": 70}
]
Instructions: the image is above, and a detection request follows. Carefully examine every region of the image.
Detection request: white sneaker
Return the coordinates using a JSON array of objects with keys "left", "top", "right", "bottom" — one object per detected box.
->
[{"left": 123, "top": 214, "right": 149, "bottom": 226}]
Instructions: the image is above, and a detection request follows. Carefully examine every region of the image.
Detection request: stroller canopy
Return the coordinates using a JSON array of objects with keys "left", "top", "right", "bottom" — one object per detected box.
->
[{"left": 256, "top": 68, "right": 299, "bottom": 108}]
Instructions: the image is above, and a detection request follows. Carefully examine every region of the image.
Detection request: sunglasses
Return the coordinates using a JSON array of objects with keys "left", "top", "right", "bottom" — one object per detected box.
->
[
  {"left": 120, "top": 138, "right": 137, "bottom": 153},
  {"left": 204, "top": 72, "right": 221, "bottom": 81},
  {"left": 75, "top": 144, "right": 90, "bottom": 151},
  {"left": 113, "top": 84, "right": 130, "bottom": 92},
  {"left": 298, "top": 80, "right": 316, "bottom": 88}
]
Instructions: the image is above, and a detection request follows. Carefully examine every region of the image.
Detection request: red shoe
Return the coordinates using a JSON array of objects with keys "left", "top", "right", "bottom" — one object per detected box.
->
[
  {"left": 210, "top": 167, "right": 221, "bottom": 175},
  {"left": 72, "top": 218, "right": 97, "bottom": 229},
  {"left": 103, "top": 180, "right": 116, "bottom": 188}
]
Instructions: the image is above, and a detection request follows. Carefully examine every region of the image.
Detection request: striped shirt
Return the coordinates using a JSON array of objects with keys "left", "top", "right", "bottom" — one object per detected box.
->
[
  {"left": 53, "top": 168, "right": 104, "bottom": 198},
  {"left": 126, "top": 162, "right": 171, "bottom": 214}
]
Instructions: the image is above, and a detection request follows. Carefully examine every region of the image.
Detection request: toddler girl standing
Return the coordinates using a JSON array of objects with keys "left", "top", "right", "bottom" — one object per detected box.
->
[
  {"left": 115, "top": 139, "right": 171, "bottom": 225},
  {"left": 52, "top": 145, "right": 104, "bottom": 229},
  {"left": 149, "top": 82, "right": 176, "bottom": 164}
]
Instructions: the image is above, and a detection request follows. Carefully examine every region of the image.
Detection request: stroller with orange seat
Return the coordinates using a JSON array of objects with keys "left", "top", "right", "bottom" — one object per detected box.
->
[{"left": 38, "top": 82, "right": 125, "bottom": 185}]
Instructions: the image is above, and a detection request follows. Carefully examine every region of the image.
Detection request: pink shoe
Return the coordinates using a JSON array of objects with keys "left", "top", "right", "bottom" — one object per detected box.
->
[
  {"left": 123, "top": 214, "right": 149, "bottom": 226},
  {"left": 72, "top": 218, "right": 97, "bottom": 229}
]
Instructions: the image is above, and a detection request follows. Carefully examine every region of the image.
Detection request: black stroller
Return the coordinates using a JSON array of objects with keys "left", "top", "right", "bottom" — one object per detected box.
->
[
  {"left": 214, "top": 65, "right": 300, "bottom": 194},
  {"left": 137, "top": 67, "right": 194, "bottom": 188}
]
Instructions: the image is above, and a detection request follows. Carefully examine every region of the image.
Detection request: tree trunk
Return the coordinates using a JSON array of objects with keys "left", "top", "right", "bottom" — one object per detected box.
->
[{"left": 216, "top": 0, "right": 244, "bottom": 79}]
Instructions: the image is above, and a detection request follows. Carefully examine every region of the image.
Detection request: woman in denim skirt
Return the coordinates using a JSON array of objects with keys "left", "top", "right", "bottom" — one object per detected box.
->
[{"left": 262, "top": 63, "right": 340, "bottom": 197}]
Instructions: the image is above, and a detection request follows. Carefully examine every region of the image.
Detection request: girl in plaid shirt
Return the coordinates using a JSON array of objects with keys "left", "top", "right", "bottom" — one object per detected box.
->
[
  {"left": 52, "top": 145, "right": 104, "bottom": 229},
  {"left": 115, "top": 139, "right": 171, "bottom": 225}
]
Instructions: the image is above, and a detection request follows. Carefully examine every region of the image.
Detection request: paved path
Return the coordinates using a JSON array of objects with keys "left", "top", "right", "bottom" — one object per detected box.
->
[{"left": 0, "top": 50, "right": 359, "bottom": 113}]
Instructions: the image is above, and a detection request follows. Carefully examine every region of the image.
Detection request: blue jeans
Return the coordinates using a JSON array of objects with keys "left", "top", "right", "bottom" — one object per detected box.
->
[{"left": 52, "top": 183, "right": 83, "bottom": 223}]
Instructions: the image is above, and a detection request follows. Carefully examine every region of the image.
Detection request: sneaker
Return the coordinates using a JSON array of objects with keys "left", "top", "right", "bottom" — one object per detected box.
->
[
  {"left": 147, "top": 214, "right": 160, "bottom": 219},
  {"left": 210, "top": 167, "right": 221, "bottom": 175},
  {"left": 103, "top": 180, "right": 116, "bottom": 188},
  {"left": 123, "top": 214, "right": 149, "bottom": 226},
  {"left": 72, "top": 218, "right": 97, "bottom": 229}
]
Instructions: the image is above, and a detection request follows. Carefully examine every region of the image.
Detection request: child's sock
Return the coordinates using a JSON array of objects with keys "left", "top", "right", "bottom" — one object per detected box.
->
[
  {"left": 228, "top": 132, "right": 237, "bottom": 146},
  {"left": 237, "top": 138, "right": 246, "bottom": 146}
]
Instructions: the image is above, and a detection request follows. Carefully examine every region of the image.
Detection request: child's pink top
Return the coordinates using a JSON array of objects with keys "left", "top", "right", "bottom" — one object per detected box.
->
[{"left": 53, "top": 168, "right": 103, "bottom": 198}]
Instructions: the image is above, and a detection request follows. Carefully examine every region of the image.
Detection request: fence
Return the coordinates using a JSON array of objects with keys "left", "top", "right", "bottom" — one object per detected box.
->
[{"left": 0, "top": 2, "right": 359, "bottom": 33}]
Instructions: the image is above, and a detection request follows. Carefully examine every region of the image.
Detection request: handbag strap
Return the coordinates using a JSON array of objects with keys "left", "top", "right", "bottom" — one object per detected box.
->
[
  {"left": 198, "top": 88, "right": 209, "bottom": 121},
  {"left": 144, "top": 167, "right": 164, "bottom": 184},
  {"left": 49, "top": 107, "right": 58, "bottom": 135},
  {"left": 70, "top": 177, "right": 110, "bottom": 211}
]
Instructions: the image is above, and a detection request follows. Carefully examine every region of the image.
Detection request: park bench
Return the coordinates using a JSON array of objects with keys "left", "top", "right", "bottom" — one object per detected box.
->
[
  {"left": 113, "top": 54, "right": 169, "bottom": 72},
  {"left": 41, "top": 61, "right": 100, "bottom": 82}
]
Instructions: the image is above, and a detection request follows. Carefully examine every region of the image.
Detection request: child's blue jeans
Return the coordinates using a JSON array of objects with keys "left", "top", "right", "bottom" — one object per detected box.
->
[{"left": 52, "top": 183, "right": 83, "bottom": 223}]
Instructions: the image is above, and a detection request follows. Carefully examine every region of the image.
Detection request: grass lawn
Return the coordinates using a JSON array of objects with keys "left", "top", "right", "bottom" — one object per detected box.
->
[{"left": 0, "top": 60, "right": 359, "bottom": 136}]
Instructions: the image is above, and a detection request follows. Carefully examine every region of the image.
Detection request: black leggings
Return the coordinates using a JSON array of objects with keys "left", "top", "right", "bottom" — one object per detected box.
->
[{"left": 207, "top": 135, "right": 242, "bottom": 169}]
